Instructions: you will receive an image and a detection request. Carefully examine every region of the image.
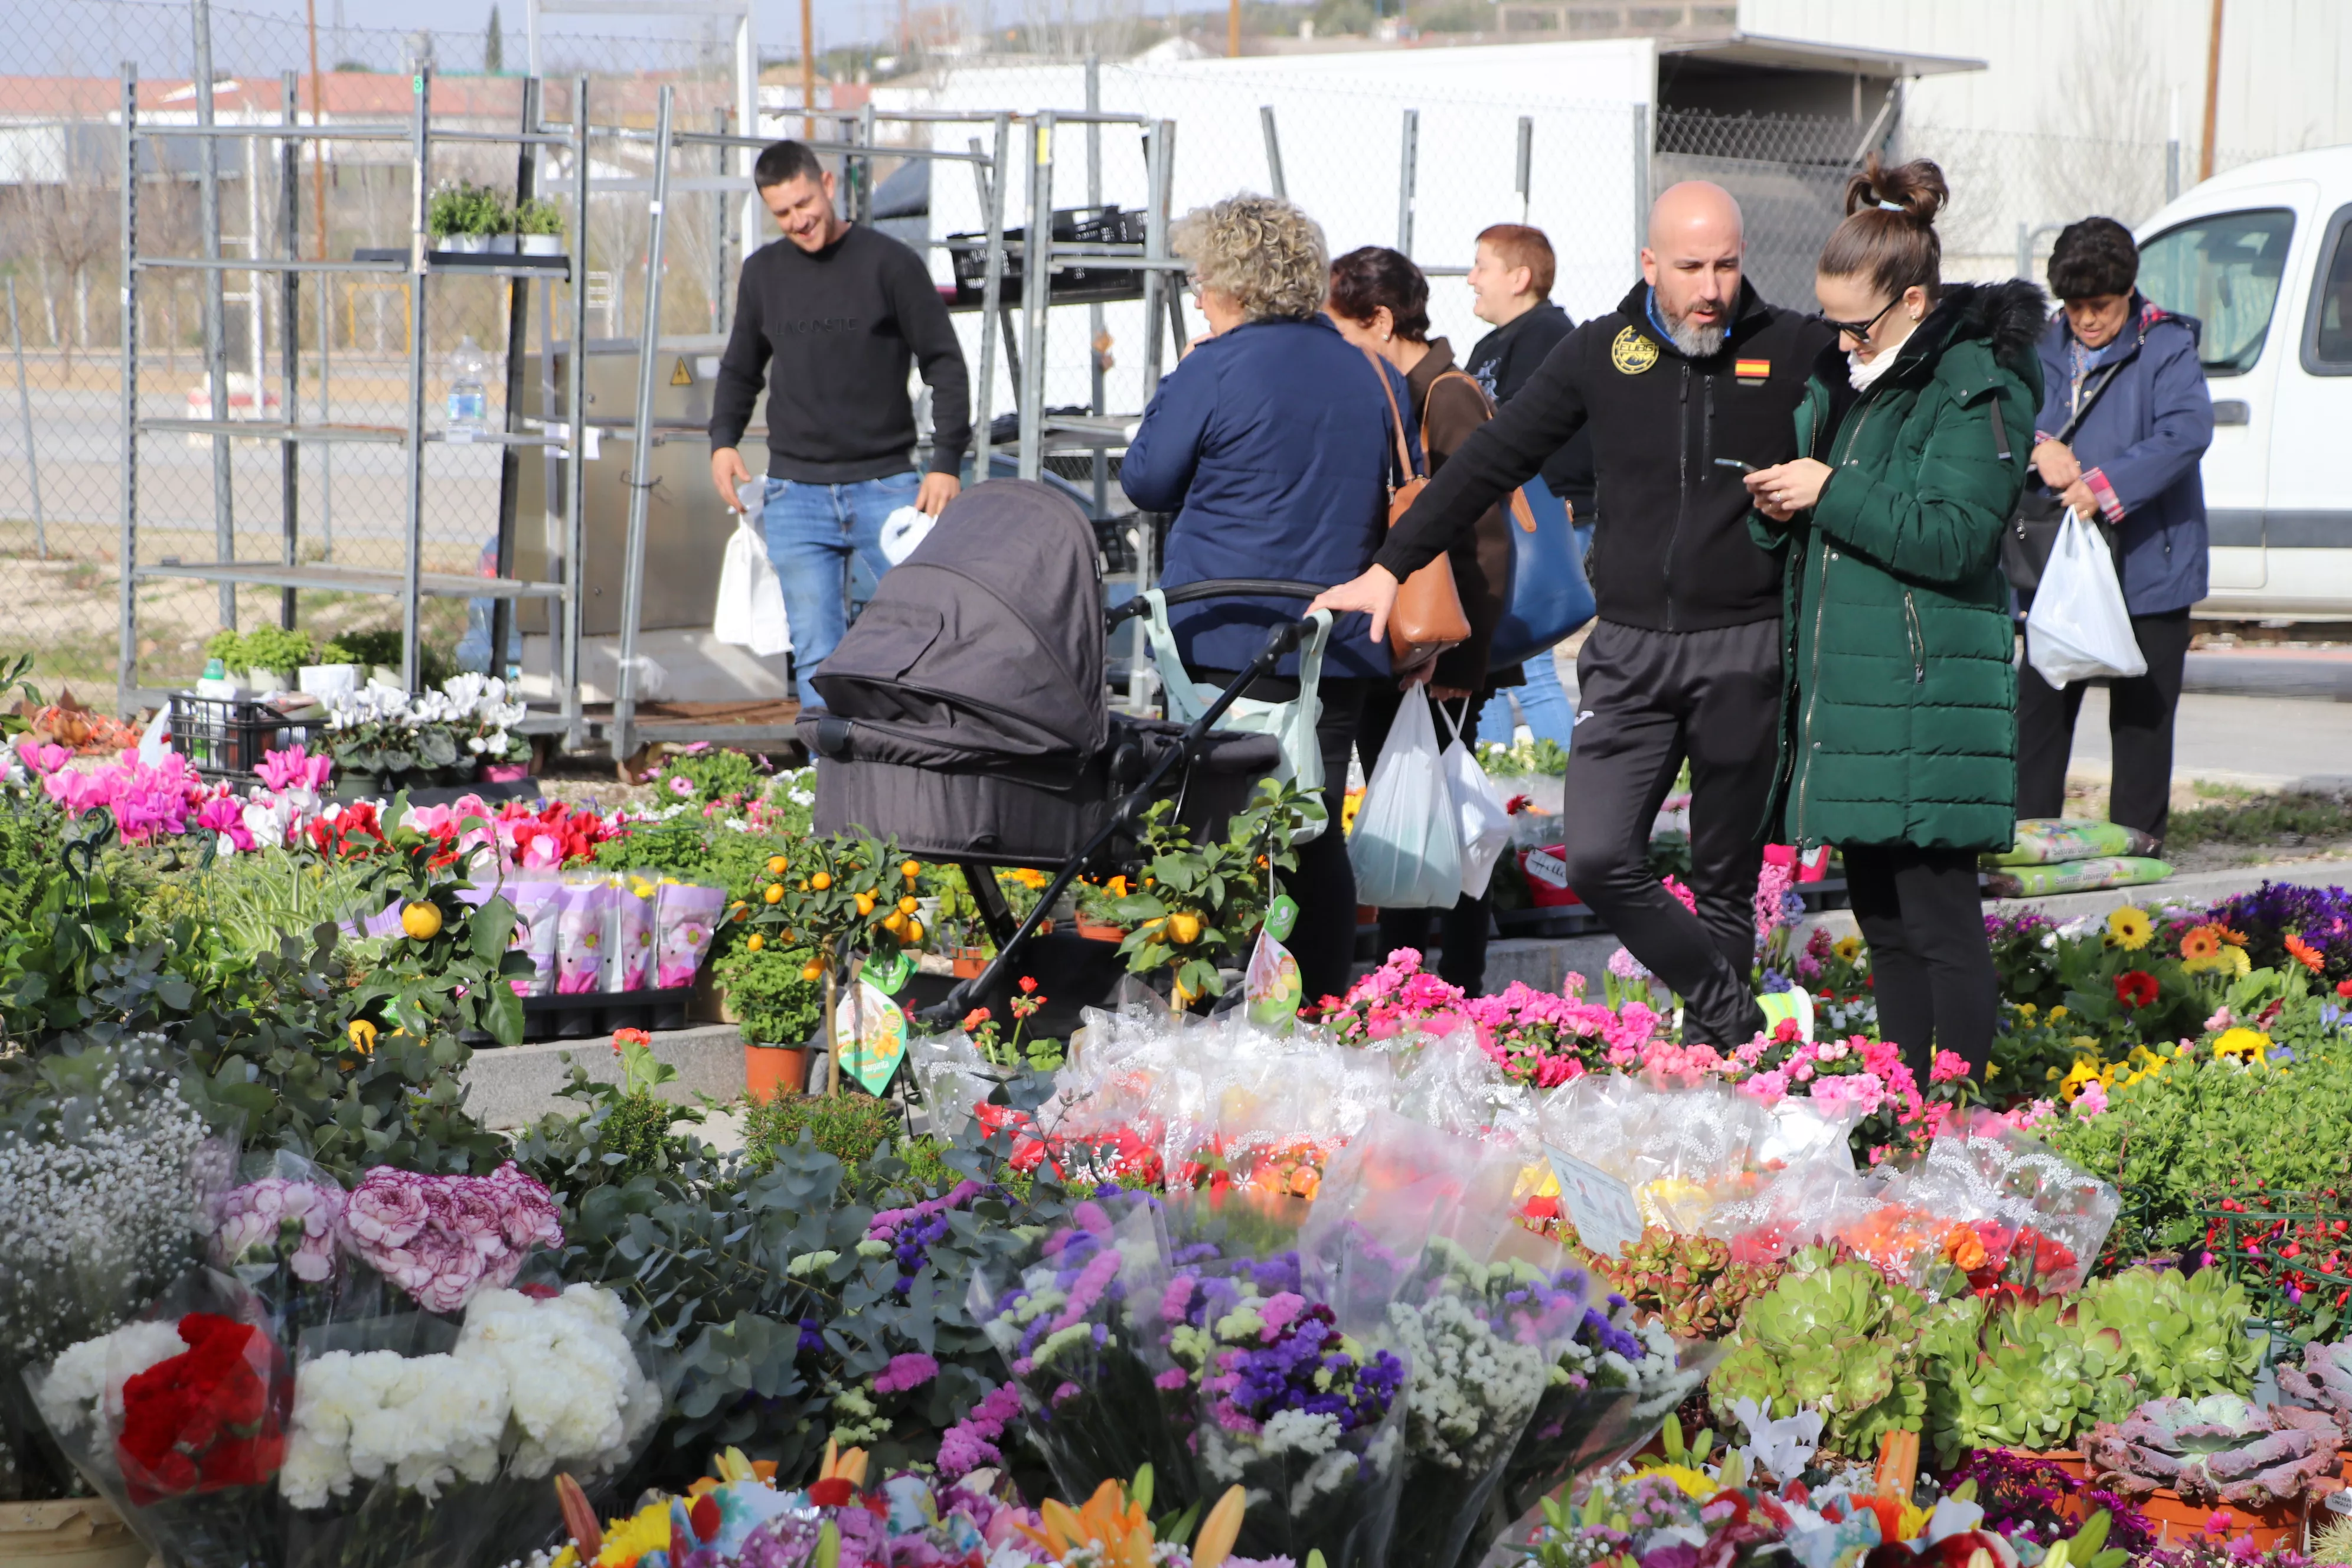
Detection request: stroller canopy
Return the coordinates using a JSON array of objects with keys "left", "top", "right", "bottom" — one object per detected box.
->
[{"left": 807, "top": 479, "right": 1106, "bottom": 769}]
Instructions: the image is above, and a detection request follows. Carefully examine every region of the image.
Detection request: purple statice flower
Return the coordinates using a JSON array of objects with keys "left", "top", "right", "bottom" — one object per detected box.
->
[
  {"left": 1207, "top": 1297, "right": 1402, "bottom": 1434},
  {"left": 798, "top": 1317, "right": 827, "bottom": 1356},
  {"left": 937, "top": 1381, "right": 1023, "bottom": 1478},
  {"left": 873, "top": 1353, "right": 940, "bottom": 1393}
]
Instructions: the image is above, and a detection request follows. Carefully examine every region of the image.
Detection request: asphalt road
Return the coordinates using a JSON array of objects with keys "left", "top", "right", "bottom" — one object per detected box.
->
[{"left": 2067, "top": 685, "right": 2352, "bottom": 790}]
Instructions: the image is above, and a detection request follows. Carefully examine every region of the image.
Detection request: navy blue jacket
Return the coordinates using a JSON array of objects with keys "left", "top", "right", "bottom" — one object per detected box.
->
[
  {"left": 2032, "top": 297, "right": 2214, "bottom": 615},
  {"left": 1122, "top": 313, "right": 1419, "bottom": 679}
]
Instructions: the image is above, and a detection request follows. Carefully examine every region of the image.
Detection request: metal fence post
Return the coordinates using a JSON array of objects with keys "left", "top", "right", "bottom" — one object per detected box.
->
[
  {"left": 116, "top": 66, "right": 138, "bottom": 713},
  {"left": 1515, "top": 116, "right": 1533, "bottom": 226},
  {"left": 613, "top": 84, "right": 675, "bottom": 768},
  {"left": 1396, "top": 109, "right": 1418, "bottom": 256},
  {"left": 399, "top": 63, "right": 433, "bottom": 694},
  {"left": 194, "top": 0, "right": 237, "bottom": 631},
  {"left": 1139, "top": 120, "right": 1170, "bottom": 402},
  {"left": 970, "top": 115, "right": 1010, "bottom": 478},
  {"left": 561, "top": 75, "right": 591, "bottom": 750},
  {"left": 1085, "top": 60, "right": 1108, "bottom": 518},
  {"left": 1017, "top": 112, "right": 1053, "bottom": 483},
  {"left": 1631, "top": 103, "right": 1650, "bottom": 258},
  {"left": 7, "top": 279, "right": 43, "bottom": 560},
  {"left": 1260, "top": 105, "right": 1286, "bottom": 199},
  {"left": 279, "top": 68, "right": 301, "bottom": 630}
]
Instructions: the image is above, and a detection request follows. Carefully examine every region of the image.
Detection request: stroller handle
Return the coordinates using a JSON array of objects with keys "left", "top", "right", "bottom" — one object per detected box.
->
[{"left": 1107, "top": 577, "right": 1329, "bottom": 625}]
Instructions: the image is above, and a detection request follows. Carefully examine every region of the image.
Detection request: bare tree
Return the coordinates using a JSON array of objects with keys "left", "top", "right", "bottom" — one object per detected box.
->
[{"left": 26, "top": 181, "right": 116, "bottom": 370}]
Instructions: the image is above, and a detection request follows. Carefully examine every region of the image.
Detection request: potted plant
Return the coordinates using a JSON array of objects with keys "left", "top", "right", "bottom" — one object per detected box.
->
[
  {"left": 237, "top": 623, "right": 313, "bottom": 694},
  {"left": 2082, "top": 1394, "right": 2340, "bottom": 1550},
  {"left": 1105, "top": 777, "right": 1322, "bottom": 1011},
  {"left": 515, "top": 196, "right": 566, "bottom": 257},
  {"left": 1073, "top": 876, "right": 1131, "bottom": 943},
  {"left": 747, "top": 835, "right": 926, "bottom": 1095},
  {"left": 711, "top": 939, "right": 823, "bottom": 1102},
  {"left": 299, "top": 638, "right": 363, "bottom": 701},
  {"left": 425, "top": 181, "right": 507, "bottom": 254}
]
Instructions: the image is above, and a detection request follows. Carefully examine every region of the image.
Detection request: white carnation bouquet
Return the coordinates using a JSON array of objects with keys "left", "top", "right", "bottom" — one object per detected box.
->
[{"left": 281, "top": 1282, "right": 658, "bottom": 1568}]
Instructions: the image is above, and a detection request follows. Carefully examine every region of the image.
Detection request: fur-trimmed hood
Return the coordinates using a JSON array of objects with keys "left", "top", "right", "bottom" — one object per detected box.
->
[{"left": 1920, "top": 278, "right": 2050, "bottom": 377}]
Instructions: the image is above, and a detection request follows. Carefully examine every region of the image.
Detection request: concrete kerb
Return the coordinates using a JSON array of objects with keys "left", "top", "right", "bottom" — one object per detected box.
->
[{"left": 461, "top": 1023, "right": 745, "bottom": 1130}]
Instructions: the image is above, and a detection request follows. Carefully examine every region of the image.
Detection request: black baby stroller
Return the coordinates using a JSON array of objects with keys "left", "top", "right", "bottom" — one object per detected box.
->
[{"left": 797, "top": 478, "right": 1326, "bottom": 1029}]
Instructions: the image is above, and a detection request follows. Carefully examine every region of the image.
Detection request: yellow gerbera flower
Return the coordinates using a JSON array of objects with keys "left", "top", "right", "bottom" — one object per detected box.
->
[{"left": 2106, "top": 906, "right": 2152, "bottom": 950}]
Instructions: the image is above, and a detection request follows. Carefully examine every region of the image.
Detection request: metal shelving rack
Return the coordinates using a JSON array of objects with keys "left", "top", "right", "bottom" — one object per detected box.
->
[
  {"left": 115, "top": 57, "right": 595, "bottom": 719},
  {"left": 603, "top": 96, "right": 1188, "bottom": 759}
]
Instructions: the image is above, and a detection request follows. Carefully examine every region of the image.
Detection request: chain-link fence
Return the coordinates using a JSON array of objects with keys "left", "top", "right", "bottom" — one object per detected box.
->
[
  {"left": 2, "top": 0, "right": 753, "bottom": 697},
  {"left": 0, "top": 2, "right": 2305, "bottom": 700}
]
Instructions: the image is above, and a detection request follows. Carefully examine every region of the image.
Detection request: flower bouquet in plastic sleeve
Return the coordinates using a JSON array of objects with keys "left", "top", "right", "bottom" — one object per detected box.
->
[
  {"left": 1889, "top": 1109, "right": 2119, "bottom": 1299},
  {"left": 28, "top": 1266, "right": 290, "bottom": 1568},
  {"left": 334, "top": 1161, "right": 564, "bottom": 1317},
  {"left": 277, "top": 1278, "right": 660, "bottom": 1568},
  {"left": 969, "top": 1190, "right": 1199, "bottom": 1511},
  {"left": 208, "top": 1151, "right": 349, "bottom": 1338},
  {"left": 1138, "top": 1193, "right": 1412, "bottom": 1568}
]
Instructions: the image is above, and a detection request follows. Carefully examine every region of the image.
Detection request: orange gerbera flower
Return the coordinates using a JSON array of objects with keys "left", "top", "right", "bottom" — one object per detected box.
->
[
  {"left": 2286, "top": 933, "right": 2327, "bottom": 975},
  {"left": 2180, "top": 925, "right": 2223, "bottom": 961}
]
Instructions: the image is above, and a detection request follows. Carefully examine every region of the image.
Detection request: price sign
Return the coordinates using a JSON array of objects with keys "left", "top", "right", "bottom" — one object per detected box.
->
[{"left": 1543, "top": 1144, "right": 1644, "bottom": 1259}]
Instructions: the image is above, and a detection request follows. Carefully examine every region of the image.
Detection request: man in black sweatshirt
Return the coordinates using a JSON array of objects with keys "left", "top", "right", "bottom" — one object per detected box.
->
[
  {"left": 710, "top": 140, "right": 971, "bottom": 707},
  {"left": 1314, "top": 182, "right": 1834, "bottom": 1046}
]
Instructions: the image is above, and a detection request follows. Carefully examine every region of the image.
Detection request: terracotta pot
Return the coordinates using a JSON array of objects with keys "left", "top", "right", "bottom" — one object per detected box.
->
[
  {"left": 0, "top": 1498, "right": 150, "bottom": 1568},
  {"left": 951, "top": 947, "right": 989, "bottom": 979},
  {"left": 2134, "top": 1488, "right": 2305, "bottom": 1552},
  {"left": 1997, "top": 1448, "right": 2090, "bottom": 1484},
  {"left": 1074, "top": 922, "right": 1126, "bottom": 943},
  {"left": 744, "top": 1044, "right": 809, "bottom": 1102}
]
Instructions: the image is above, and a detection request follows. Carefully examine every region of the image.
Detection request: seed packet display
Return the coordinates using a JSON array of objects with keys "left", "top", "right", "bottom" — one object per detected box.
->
[
  {"left": 653, "top": 881, "right": 725, "bottom": 989},
  {"left": 555, "top": 879, "right": 612, "bottom": 995},
  {"left": 505, "top": 881, "right": 561, "bottom": 997},
  {"left": 604, "top": 874, "right": 658, "bottom": 992}
]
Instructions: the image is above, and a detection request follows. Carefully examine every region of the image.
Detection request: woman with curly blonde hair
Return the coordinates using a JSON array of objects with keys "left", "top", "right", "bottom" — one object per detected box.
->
[{"left": 1123, "top": 192, "right": 1422, "bottom": 1003}]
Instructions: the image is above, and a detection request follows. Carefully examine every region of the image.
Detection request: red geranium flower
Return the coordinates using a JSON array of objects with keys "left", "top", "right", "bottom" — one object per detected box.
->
[{"left": 2115, "top": 970, "right": 2160, "bottom": 1009}]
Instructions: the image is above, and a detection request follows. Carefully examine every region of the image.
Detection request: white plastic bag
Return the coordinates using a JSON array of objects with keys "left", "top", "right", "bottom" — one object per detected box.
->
[
  {"left": 713, "top": 513, "right": 791, "bottom": 657},
  {"left": 1348, "top": 687, "right": 1464, "bottom": 909},
  {"left": 878, "top": 504, "right": 935, "bottom": 565},
  {"left": 2026, "top": 510, "right": 2144, "bottom": 687},
  {"left": 1437, "top": 704, "right": 1512, "bottom": 899}
]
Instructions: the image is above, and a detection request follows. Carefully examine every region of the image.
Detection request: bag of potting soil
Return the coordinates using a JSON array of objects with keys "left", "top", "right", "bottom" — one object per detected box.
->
[
  {"left": 1981, "top": 855, "right": 2173, "bottom": 900},
  {"left": 1987, "top": 818, "right": 2160, "bottom": 867},
  {"left": 652, "top": 881, "right": 725, "bottom": 989},
  {"left": 554, "top": 880, "right": 612, "bottom": 994}
]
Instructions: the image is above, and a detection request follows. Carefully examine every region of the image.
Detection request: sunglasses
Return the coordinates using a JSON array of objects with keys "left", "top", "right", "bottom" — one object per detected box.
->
[{"left": 1815, "top": 296, "right": 1902, "bottom": 345}]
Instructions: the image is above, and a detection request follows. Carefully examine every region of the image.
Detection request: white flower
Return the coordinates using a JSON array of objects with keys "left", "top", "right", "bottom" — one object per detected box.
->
[
  {"left": 1259, "top": 1409, "right": 1341, "bottom": 1456},
  {"left": 34, "top": 1319, "right": 189, "bottom": 1435}
]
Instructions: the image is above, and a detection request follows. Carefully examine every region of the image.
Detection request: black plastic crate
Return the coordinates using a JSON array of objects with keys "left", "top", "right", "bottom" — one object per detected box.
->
[
  {"left": 946, "top": 205, "right": 1150, "bottom": 308},
  {"left": 168, "top": 692, "right": 326, "bottom": 782}
]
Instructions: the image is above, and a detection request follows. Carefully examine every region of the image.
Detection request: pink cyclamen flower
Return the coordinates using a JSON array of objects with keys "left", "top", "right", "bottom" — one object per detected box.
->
[
  {"left": 1929, "top": 1050, "right": 1971, "bottom": 1084},
  {"left": 668, "top": 775, "right": 695, "bottom": 798}
]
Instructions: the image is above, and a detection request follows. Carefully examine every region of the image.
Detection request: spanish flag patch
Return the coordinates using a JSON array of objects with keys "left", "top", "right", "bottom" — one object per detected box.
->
[{"left": 1734, "top": 357, "right": 1771, "bottom": 379}]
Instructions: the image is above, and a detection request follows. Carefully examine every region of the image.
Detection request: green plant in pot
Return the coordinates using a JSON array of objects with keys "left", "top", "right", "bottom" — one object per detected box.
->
[
  {"left": 2075, "top": 1265, "right": 2260, "bottom": 1402},
  {"left": 1705, "top": 1259, "right": 1929, "bottom": 1459},
  {"left": 1917, "top": 1292, "right": 2132, "bottom": 1468},
  {"left": 713, "top": 940, "right": 822, "bottom": 1046},
  {"left": 424, "top": 180, "right": 509, "bottom": 252},
  {"left": 515, "top": 195, "right": 566, "bottom": 255}
]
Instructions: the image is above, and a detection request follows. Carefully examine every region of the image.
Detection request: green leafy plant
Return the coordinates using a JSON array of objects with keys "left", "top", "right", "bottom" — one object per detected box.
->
[
  {"left": 1572, "top": 1226, "right": 1784, "bottom": 1339},
  {"left": 962, "top": 978, "right": 1061, "bottom": 1072},
  {"left": 2074, "top": 1265, "right": 2261, "bottom": 1401},
  {"left": 649, "top": 745, "right": 769, "bottom": 805},
  {"left": 712, "top": 940, "right": 822, "bottom": 1046},
  {"left": 318, "top": 629, "right": 455, "bottom": 688},
  {"left": 1474, "top": 736, "right": 1569, "bottom": 778},
  {"left": 1108, "top": 777, "right": 1324, "bottom": 1007},
  {"left": 238, "top": 624, "right": 315, "bottom": 677},
  {"left": 1918, "top": 1293, "right": 2131, "bottom": 1468},
  {"left": 741, "top": 1092, "right": 905, "bottom": 1171},
  {"left": 514, "top": 195, "right": 565, "bottom": 237},
  {"left": 425, "top": 179, "right": 510, "bottom": 237},
  {"left": 1706, "top": 1259, "right": 1928, "bottom": 1458}
]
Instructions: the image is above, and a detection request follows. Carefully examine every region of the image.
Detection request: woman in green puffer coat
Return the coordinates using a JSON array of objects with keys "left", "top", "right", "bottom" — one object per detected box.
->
[{"left": 1745, "top": 156, "right": 2045, "bottom": 1081}]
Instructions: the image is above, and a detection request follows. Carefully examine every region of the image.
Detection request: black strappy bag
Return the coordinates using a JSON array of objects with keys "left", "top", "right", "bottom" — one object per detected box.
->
[{"left": 2001, "top": 358, "right": 2125, "bottom": 597}]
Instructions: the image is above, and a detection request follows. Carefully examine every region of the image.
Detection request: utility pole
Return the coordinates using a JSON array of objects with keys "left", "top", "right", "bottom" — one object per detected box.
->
[
  {"left": 1227, "top": 0, "right": 1239, "bottom": 57},
  {"left": 2199, "top": 0, "right": 2224, "bottom": 183},
  {"left": 802, "top": 0, "right": 818, "bottom": 138}
]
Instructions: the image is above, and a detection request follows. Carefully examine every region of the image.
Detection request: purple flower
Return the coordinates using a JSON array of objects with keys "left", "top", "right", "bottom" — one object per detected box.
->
[
  {"left": 343, "top": 1168, "right": 432, "bottom": 1248},
  {"left": 212, "top": 1176, "right": 347, "bottom": 1283},
  {"left": 873, "top": 1353, "right": 940, "bottom": 1394}
]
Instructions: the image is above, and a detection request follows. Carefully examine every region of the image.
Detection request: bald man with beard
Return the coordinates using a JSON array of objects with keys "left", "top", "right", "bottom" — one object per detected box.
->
[{"left": 1315, "top": 182, "right": 1835, "bottom": 1043}]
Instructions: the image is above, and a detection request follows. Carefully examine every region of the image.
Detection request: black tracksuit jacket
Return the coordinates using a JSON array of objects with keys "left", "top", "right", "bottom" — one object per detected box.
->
[{"left": 1374, "top": 279, "right": 1836, "bottom": 633}]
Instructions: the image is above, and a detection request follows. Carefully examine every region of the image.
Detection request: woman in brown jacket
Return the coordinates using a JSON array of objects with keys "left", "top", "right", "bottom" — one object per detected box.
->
[{"left": 1327, "top": 245, "right": 1520, "bottom": 994}]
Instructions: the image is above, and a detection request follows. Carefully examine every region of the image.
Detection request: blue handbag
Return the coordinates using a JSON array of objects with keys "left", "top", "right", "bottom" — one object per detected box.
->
[{"left": 1488, "top": 472, "right": 1595, "bottom": 668}]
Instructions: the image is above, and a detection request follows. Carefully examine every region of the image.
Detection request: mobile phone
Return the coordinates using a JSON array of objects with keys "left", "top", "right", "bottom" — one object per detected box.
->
[{"left": 1713, "top": 458, "right": 1757, "bottom": 473}]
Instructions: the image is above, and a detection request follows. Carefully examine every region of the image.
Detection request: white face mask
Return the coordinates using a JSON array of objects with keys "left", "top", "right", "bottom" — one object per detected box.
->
[{"left": 1847, "top": 348, "right": 1898, "bottom": 390}]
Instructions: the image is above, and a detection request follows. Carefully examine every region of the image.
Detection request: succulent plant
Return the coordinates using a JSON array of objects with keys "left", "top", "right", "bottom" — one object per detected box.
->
[
  {"left": 2083, "top": 1394, "right": 2343, "bottom": 1508},
  {"left": 1919, "top": 1292, "right": 2135, "bottom": 1468},
  {"left": 1577, "top": 1227, "right": 1786, "bottom": 1340},
  {"left": 2075, "top": 1266, "right": 2260, "bottom": 1400},
  {"left": 1706, "top": 1260, "right": 1927, "bottom": 1458},
  {"left": 2279, "top": 1339, "right": 2352, "bottom": 1429}
]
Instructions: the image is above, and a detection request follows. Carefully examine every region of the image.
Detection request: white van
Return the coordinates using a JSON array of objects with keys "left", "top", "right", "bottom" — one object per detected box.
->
[{"left": 2132, "top": 147, "right": 2352, "bottom": 618}]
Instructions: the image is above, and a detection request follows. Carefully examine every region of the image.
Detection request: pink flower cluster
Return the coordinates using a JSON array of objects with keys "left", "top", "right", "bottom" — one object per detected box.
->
[
  {"left": 1323, "top": 949, "right": 1661, "bottom": 1086},
  {"left": 935, "top": 1381, "right": 1024, "bottom": 1478},
  {"left": 340, "top": 1161, "right": 564, "bottom": 1313},
  {"left": 871, "top": 1352, "right": 940, "bottom": 1393},
  {"left": 27, "top": 744, "right": 214, "bottom": 843},
  {"left": 210, "top": 1175, "right": 346, "bottom": 1283},
  {"left": 402, "top": 795, "right": 620, "bottom": 871}
]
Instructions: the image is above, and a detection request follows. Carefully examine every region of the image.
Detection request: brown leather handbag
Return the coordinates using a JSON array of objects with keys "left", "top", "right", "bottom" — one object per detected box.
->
[{"left": 1367, "top": 355, "right": 1469, "bottom": 673}]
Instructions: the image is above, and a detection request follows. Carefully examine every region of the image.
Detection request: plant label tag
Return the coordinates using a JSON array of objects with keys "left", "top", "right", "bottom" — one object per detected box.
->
[
  {"left": 1263, "top": 894, "right": 1299, "bottom": 942},
  {"left": 1524, "top": 847, "right": 1570, "bottom": 889},
  {"left": 1543, "top": 1144, "right": 1642, "bottom": 1259},
  {"left": 835, "top": 978, "right": 908, "bottom": 1096},
  {"left": 865, "top": 950, "right": 913, "bottom": 995}
]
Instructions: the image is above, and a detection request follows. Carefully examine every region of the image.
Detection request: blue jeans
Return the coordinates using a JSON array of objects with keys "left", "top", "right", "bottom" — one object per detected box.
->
[
  {"left": 1478, "top": 520, "right": 1592, "bottom": 749},
  {"left": 760, "top": 472, "right": 919, "bottom": 707}
]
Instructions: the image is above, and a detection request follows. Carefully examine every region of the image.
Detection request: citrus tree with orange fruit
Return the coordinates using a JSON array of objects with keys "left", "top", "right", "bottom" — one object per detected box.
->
[
  {"left": 1106, "top": 778, "right": 1323, "bottom": 1010},
  {"left": 743, "top": 832, "right": 934, "bottom": 1090}
]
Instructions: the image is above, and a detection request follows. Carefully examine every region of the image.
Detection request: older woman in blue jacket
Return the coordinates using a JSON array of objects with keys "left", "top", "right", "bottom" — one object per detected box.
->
[
  {"left": 2017, "top": 216, "right": 2215, "bottom": 847},
  {"left": 1122, "top": 193, "right": 1419, "bottom": 1004}
]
